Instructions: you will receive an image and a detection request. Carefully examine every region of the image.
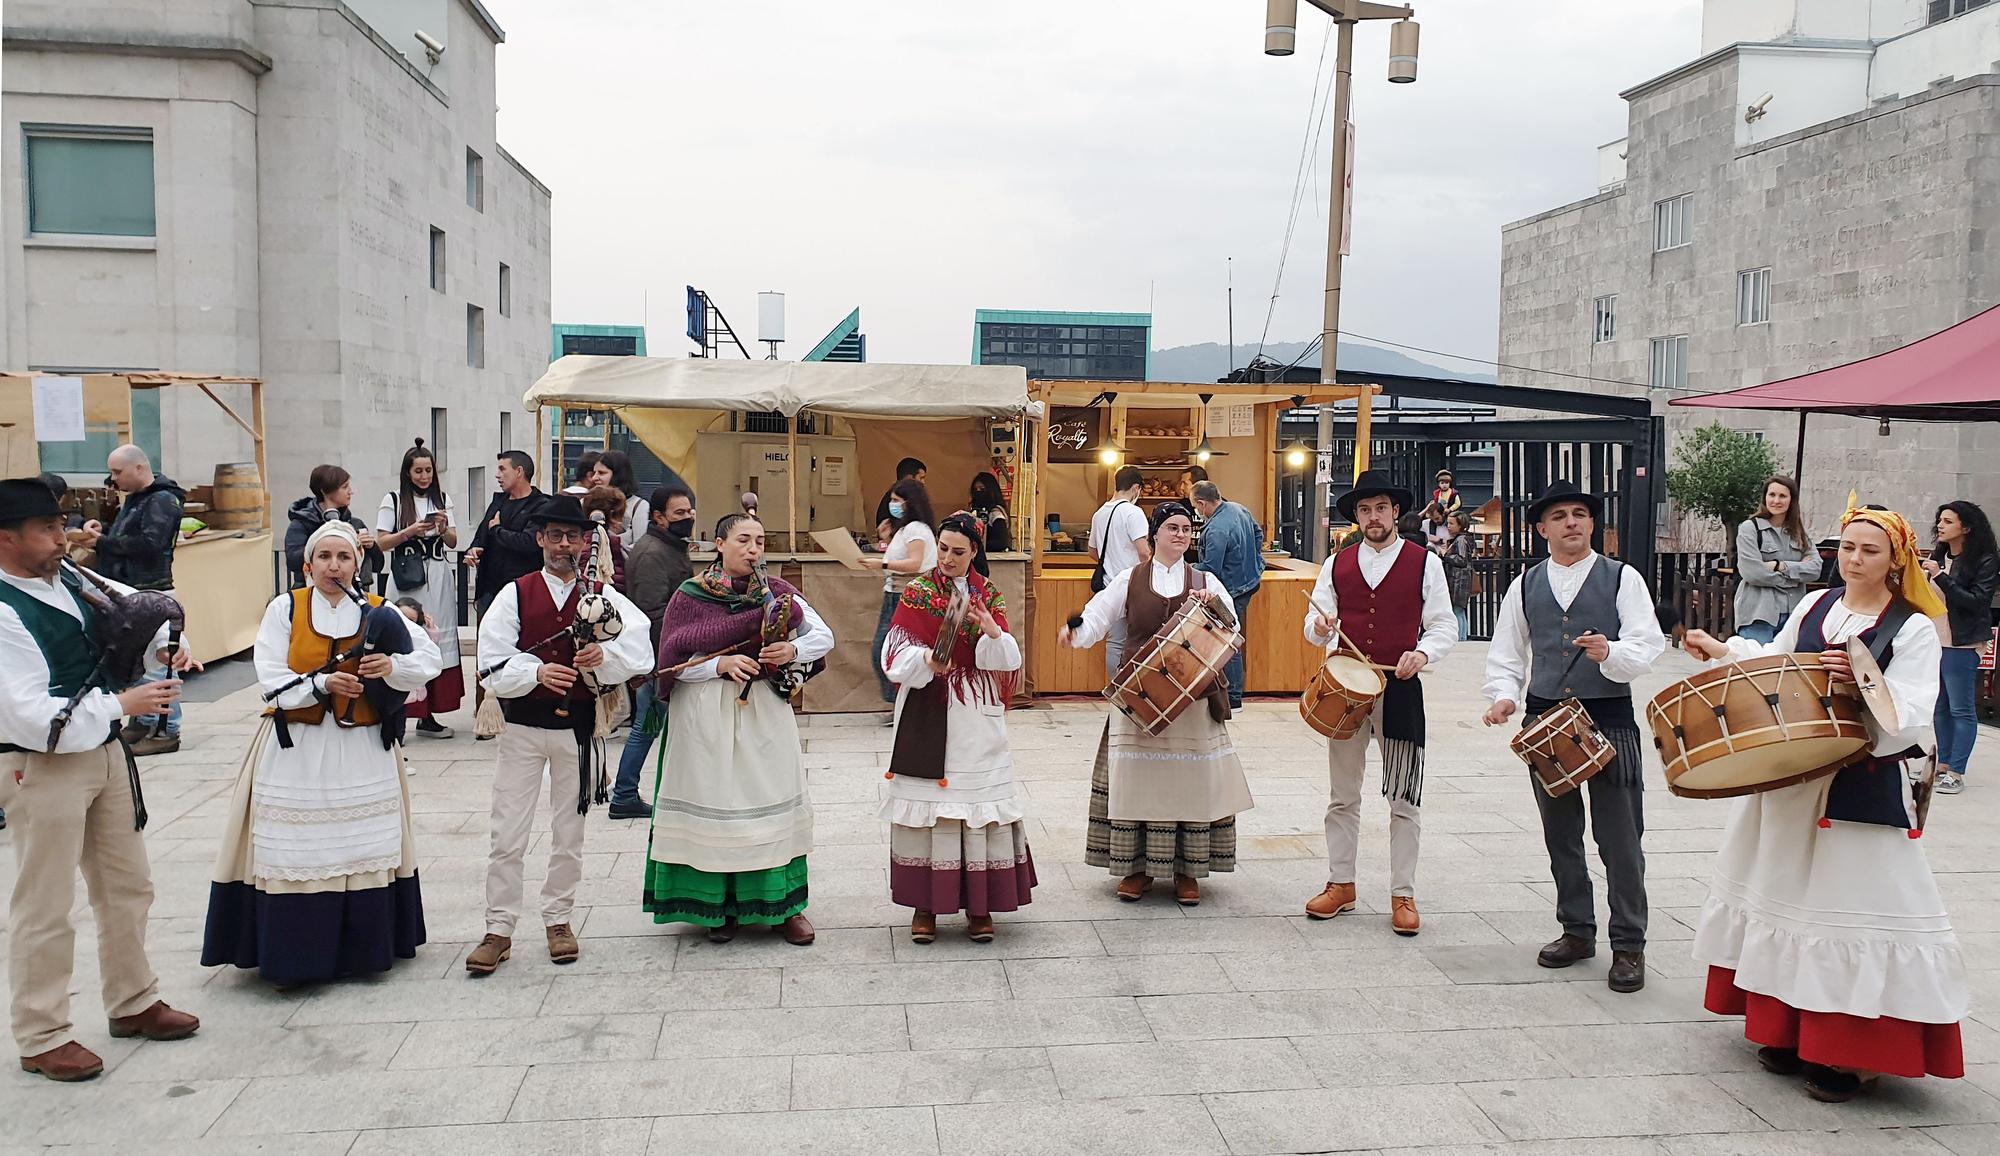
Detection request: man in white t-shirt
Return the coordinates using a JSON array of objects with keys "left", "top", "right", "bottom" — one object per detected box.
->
[{"left": 1088, "top": 466, "right": 1152, "bottom": 676}]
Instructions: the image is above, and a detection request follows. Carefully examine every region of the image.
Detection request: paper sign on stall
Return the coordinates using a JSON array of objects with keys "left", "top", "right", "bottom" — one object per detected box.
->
[
  {"left": 809, "top": 528, "right": 871, "bottom": 572},
  {"left": 32, "top": 376, "right": 86, "bottom": 442},
  {"left": 1228, "top": 406, "right": 1255, "bottom": 437}
]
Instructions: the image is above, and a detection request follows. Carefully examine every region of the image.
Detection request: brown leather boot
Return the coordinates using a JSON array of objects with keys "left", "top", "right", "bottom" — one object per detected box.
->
[
  {"left": 546, "top": 923, "right": 580, "bottom": 965},
  {"left": 1608, "top": 950, "right": 1646, "bottom": 993},
  {"left": 19, "top": 1041, "right": 103, "bottom": 1082},
  {"left": 1174, "top": 875, "right": 1201, "bottom": 906},
  {"left": 780, "top": 913, "right": 816, "bottom": 946},
  {"left": 1536, "top": 933, "right": 1595, "bottom": 969},
  {"left": 1390, "top": 896, "right": 1421, "bottom": 937},
  {"left": 966, "top": 914, "right": 996, "bottom": 942},
  {"left": 1305, "top": 882, "right": 1357, "bottom": 920},
  {"left": 465, "top": 933, "right": 512, "bottom": 975},
  {"left": 910, "top": 911, "right": 938, "bottom": 944},
  {"left": 1116, "top": 873, "right": 1152, "bottom": 901},
  {"left": 108, "top": 1000, "right": 199, "bottom": 1041}
]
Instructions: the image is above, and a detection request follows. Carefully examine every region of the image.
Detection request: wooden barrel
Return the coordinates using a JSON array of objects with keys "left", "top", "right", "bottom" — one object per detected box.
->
[{"left": 210, "top": 462, "right": 265, "bottom": 530}]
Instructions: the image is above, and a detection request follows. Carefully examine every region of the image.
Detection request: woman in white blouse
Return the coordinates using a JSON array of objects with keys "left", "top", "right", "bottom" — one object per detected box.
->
[
  {"left": 1060, "top": 501, "right": 1253, "bottom": 907},
  {"left": 374, "top": 440, "right": 460, "bottom": 737},
  {"left": 1683, "top": 505, "right": 1964, "bottom": 1104},
  {"left": 863, "top": 479, "right": 937, "bottom": 707}
]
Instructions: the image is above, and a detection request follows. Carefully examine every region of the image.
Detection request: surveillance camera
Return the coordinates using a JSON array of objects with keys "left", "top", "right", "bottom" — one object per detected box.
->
[{"left": 414, "top": 28, "right": 444, "bottom": 63}]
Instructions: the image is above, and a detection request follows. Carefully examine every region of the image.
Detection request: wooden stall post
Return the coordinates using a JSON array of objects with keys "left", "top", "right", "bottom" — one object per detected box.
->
[
  {"left": 786, "top": 417, "right": 800, "bottom": 553},
  {"left": 1352, "top": 390, "right": 1374, "bottom": 479}
]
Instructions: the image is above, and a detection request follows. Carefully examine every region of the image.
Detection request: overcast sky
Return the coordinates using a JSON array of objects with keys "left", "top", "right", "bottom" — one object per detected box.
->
[{"left": 493, "top": 1, "right": 1702, "bottom": 372}]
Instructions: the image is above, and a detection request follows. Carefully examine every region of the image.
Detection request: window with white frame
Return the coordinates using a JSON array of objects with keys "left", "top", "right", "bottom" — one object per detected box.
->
[
  {"left": 1649, "top": 335, "right": 1688, "bottom": 390},
  {"left": 466, "top": 304, "right": 485, "bottom": 368},
  {"left": 1737, "top": 267, "right": 1771, "bottom": 326},
  {"left": 1930, "top": 0, "right": 1991, "bottom": 24},
  {"left": 25, "top": 127, "right": 156, "bottom": 236},
  {"left": 1592, "top": 295, "right": 1617, "bottom": 343},
  {"left": 1653, "top": 193, "right": 1692, "bottom": 251}
]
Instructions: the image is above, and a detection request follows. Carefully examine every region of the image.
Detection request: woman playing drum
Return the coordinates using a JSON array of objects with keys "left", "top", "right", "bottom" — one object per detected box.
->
[
  {"left": 1059, "top": 501, "right": 1253, "bottom": 906},
  {"left": 1683, "top": 505, "right": 1963, "bottom": 1103}
]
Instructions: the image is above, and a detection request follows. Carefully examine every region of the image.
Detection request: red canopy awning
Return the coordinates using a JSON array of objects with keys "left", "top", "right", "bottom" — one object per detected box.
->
[{"left": 1671, "top": 303, "right": 2000, "bottom": 421}]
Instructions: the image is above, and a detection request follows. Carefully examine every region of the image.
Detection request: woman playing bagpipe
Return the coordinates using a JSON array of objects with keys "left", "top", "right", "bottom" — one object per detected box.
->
[
  {"left": 1682, "top": 504, "right": 1966, "bottom": 1103},
  {"left": 880, "top": 511, "right": 1035, "bottom": 944},
  {"left": 202, "top": 519, "right": 441, "bottom": 986},
  {"left": 641, "top": 514, "right": 833, "bottom": 946}
]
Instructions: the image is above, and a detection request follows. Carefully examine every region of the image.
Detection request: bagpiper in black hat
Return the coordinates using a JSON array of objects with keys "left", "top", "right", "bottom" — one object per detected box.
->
[
  {"left": 529, "top": 492, "right": 592, "bottom": 530},
  {"left": 1334, "top": 469, "right": 1415, "bottom": 524},
  {"left": 0, "top": 477, "right": 62, "bottom": 525},
  {"left": 1524, "top": 479, "right": 1604, "bottom": 524}
]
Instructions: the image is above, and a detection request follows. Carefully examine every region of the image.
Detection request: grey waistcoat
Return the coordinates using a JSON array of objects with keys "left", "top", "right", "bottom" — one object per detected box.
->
[{"left": 1525, "top": 557, "right": 1625, "bottom": 702}]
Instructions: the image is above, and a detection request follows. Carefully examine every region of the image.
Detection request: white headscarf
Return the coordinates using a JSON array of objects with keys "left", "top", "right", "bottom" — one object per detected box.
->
[{"left": 304, "top": 517, "right": 361, "bottom": 559}]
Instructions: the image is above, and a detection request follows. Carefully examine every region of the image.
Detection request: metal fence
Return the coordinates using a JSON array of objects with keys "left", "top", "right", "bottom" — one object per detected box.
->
[{"left": 1453, "top": 549, "right": 1735, "bottom": 643}]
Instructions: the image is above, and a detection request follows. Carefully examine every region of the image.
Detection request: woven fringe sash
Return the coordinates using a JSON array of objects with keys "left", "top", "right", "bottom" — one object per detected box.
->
[{"left": 1377, "top": 676, "right": 1426, "bottom": 806}]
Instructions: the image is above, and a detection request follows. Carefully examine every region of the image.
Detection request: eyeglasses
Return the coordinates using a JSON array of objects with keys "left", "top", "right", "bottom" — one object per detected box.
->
[
  {"left": 1158, "top": 522, "right": 1193, "bottom": 535},
  {"left": 540, "top": 528, "right": 586, "bottom": 543}
]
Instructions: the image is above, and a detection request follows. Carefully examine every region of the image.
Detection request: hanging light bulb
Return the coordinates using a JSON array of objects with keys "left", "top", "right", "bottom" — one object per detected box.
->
[{"left": 1282, "top": 437, "right": 1313, "bottom": 470}]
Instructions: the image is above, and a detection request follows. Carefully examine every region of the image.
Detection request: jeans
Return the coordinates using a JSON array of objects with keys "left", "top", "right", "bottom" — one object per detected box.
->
[
  {"left": 1735, "top": 620, "right": 1779, "bottom": 645},
  {"left": 137, "top": 661, "right": 182, "bottom": 737},
  {"left": 1223, "top": 588, "right": 1256, "bottom": 709},
  {"left": 1453, "top": 605, "right": 1469, "bottom": 641},
  {"left": 874, "top": 590, "right": 899, "bottom": 703},
  {"left": 1936, "top": 646, "right": 1982, "bottom": 775},
  {"left": 612, "top": 681, "right": 658, "bottom": 807}
]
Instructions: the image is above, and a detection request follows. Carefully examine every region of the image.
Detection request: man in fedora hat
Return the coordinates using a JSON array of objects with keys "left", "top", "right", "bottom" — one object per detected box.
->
[
  {"left": 1481, "top": 479, "right": 1663, "bottom": 993},
  {"left": 1302, "top": 470, "right": 1457, "bottom": 935},
  {"left": 0, "top": 477, "right": 203, "bottom": 1080},
  {"left": 471, "top": 493, "right": 653, "bottom": 974}
]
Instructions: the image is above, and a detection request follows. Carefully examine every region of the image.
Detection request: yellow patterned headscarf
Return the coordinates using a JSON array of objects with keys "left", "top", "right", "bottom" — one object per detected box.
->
[{"left": 1839, "top": 502, "right": 1947, "bottom": 619}]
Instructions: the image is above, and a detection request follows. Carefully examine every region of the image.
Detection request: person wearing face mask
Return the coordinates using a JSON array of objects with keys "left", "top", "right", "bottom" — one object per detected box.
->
[
  {"left": 375, "top": 440, "right": 461, "bottom": 738},
  {"left": 610, "top": 484, "right": 697, "bottom": 819},
  {"left": 863, "top": 479, "right": 937, "bottom": 708}
]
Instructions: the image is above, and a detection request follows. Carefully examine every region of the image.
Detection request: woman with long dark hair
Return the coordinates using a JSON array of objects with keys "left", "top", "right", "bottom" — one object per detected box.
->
[
  {"left": 1924, "top": 500, "right": 1998, "bottom": 795},
  {"left": 586, "top": 450, "right": 649, "bottom": 551},
  {"left": 1733, "top": 476, "right": 1818, "bottom": 645},
  {"left": 374, "top": 439, "right": 461, "bottom": 736},
  {"left": 863, "top": 479, "right": 937, "bottom": 706},
  {"left": 563, "top": 450, "right": 602, "bottom": 496},
  {"left": 967, "top": 471, "right": 1012, "bottom": 554}
]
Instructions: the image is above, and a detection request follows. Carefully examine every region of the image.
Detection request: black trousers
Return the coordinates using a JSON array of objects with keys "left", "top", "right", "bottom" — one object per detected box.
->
[{"left": 1529, "top": 724, "right": 1648, "bottom": 952}]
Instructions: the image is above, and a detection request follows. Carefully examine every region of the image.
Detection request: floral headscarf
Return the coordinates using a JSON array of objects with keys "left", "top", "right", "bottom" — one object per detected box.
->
[{"left": 1840, "top": 503, "right": 1947, "bottom": 619}]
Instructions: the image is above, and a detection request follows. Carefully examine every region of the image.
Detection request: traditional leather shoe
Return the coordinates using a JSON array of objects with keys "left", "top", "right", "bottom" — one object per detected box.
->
[
  {"left": 1116, "top": 874, "right": 1153, "bottom": 902},
  {"left": 707, "top": 918, "right": 739, "bottom": 944},
  {"left": 967, "top": 915, "right": 996, "bottom": 942},
  {"left": 108, "top": 1000, "right": 199, "bottom": 1041},
  {"left": 1758, "top": 1046, "right": 1804, "bottom": 1076},
  {"left": 1390, "top": 896, "right": 1421, "bottom": 936},
  {"left": 1607, "top": 950, "right": 1645, "bottom": 993},
  {"left": 1174, "top": 875, "right": 1201, "bottom": 906},
  {"left": 546, "top": 923, "right": 580, "bottom": 965},
  {"left": 1305, "top": 882, "right": 1357, "bottom": 920},
  {"left": 465, "top": 933, "right": 512, "bottom": 974},
  {"left": 780, "top": 914, "right": 816, "bottom": 946},
  {"left": 1803, "top": 1064, "right": 1870, "bottom": 1103},
  {"left": 19, "top": 1041, "right": 103, "bottom": 1082},
  {"left": 1536, "top": 934, "right": 1596, "bottom": 969},
  {"left": 910, "top": 911, "right": 938, "bottom": 944}
]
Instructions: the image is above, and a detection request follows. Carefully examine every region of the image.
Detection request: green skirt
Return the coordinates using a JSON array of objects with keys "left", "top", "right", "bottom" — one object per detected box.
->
[{"left": 642, "top": 856, "right": 809, "bottom": 928}]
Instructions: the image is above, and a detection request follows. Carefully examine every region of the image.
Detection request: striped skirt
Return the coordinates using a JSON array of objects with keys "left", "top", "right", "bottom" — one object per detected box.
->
[{"left": 1084, "top": 738, "right": 1238, "bottom": 879}]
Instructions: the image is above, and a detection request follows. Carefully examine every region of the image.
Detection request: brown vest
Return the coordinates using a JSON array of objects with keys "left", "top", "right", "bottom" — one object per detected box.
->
[{"left": 1123, "top": 562, "right": 1231, "bottom": 723}]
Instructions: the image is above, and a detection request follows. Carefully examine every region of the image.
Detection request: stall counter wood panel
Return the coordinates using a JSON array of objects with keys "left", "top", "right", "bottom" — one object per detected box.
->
[{"left": 1028, "top": 569, "right": 1320, "bottom": 696}]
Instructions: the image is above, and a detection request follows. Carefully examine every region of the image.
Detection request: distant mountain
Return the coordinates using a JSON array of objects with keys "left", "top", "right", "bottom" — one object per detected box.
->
[{"left": 1149, "top": 340, "right": 1496, "bottom": 385}]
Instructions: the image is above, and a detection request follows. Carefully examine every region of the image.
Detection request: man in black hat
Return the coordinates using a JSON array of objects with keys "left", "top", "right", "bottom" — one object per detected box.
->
[
  {"left": 1302, "top": 470, "right": 1457, "bottom": 935},
  {"left": 0, "top": 478, "right": 202, "bottom": 1080},
  {"left": 470, "top": 493, "right": 653, "bottom": 975},
  {"left": 1481, "top": 479, "right": 1664, "bottom": 993}
]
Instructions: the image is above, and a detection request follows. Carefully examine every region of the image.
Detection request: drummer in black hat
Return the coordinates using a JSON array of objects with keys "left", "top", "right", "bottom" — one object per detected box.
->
[
  {"left": 1301, "top": 470, "right": 1458, "bottom": 935},
  {"left": 1480, "top": 478, "right": 1664, "bottom": 993},
  {"left": 0, "top": 477, "right": 202, "bottom": 1080},
  {"left": 472, "top": 492, "right": 654, "bottom": 975}
]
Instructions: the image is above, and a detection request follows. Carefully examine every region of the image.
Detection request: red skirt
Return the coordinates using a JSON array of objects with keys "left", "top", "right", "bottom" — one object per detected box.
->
[
  {"left": 1704, "top": 966, "right": 1964, "bottom": 1079},
  {"left": 403, "top": 664, "right": 465, "bottom": 719}
]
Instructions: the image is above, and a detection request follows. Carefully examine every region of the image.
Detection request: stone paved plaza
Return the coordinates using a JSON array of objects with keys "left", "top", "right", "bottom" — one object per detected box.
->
[{"left": 4, "top": 643, "right": 2000, "bottom": 1154}]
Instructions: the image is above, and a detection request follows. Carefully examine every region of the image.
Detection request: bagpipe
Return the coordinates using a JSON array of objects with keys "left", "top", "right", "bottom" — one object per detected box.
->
[
  {"left": 738, "top": 560, "right": 816, "bottom": 704},
  {"left": 260, "top": 581, "right": 414, "bottom": 750}
]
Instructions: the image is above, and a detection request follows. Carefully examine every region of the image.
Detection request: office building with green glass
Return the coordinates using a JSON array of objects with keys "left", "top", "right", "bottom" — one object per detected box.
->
[{"left": 972, "top": 309, "right": 1149, "bottom": 381}]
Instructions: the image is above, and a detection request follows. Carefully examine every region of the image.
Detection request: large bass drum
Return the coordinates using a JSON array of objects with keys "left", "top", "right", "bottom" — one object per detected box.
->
[
  {"left": 1104, "top": 598, "right": 1240, "bottom": 735},
  {"left": 1645, "top": 653, "right": 1870, "bottom": 799}
]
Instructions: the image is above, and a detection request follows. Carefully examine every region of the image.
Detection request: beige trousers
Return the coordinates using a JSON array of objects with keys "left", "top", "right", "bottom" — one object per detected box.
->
[
  {"left": 1324, "top": 714, "right": 1422, "bottom": 897},
  {"left": 484, "top": 724, "right": 586, "bottom": 938},
  {"left": 1, "top": 744, "right": 161, "bottom": 1055}
]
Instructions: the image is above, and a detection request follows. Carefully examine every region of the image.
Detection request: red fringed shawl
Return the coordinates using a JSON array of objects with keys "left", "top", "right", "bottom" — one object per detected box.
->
[{"left": 885, "top": 569, "right": 1015, "bottom": 786}]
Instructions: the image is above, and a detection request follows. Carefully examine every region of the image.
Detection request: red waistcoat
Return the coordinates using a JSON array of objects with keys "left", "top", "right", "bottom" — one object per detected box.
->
[
  {"left": 516, "top": 571, "right": 582, "bottom": 706},
  {"left": 1331, "top": 541, "right": 1425, "bottom": 665}
]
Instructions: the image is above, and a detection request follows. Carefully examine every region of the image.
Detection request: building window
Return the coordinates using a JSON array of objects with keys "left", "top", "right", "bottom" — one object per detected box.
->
[
  {"left": 1930, "top": 0, "right": 1991, "bottom": 23},
  {"left": 1737, "top": 267, "right": 1771, "bottom": 326},
  {"left": 1653, "top": 193, "right": 1692, "bottom": 251},
  {"left": 429, "top": 228, "right": 446, "bottom": 292},
  {"left": 498, "top": 263, "right": 512, "bottom": 317},
  {"left": 466, "top": 148, "right": 484, "bottom": 211},
  {"left": 25, "top": 128, "right": 156, "bottom": 236},
  {"left": 1649, "top": 335, "right": 1688, "bottom": 390},
  {"left": 466, "top": 304, "right": 485, "bottom": 368},
  {"left": 1592, "top": 295, "right": 1617, "bottom": 344}
]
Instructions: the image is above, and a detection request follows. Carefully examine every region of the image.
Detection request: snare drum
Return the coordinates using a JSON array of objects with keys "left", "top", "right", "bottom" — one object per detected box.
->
[
  {"left": 1512, "top": 699, "right": 1615, "bottom": 798},
  {"left": 1300, "top": 654, "right": 1384, "bottom": 740},
  {"left": 1105, "top": 598, "right": 1241, "bottom": 735},
  {"left": 1646, "top": 653, "right": 1870, "bottom": 799}
]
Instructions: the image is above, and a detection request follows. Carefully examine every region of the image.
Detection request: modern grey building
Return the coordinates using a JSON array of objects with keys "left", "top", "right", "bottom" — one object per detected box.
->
[
  {"left": 1498, "top": 0, "right": 2000, "bottom": 531},
  {"left": 2, "top": 0, "right": 551, "bottom": 527},
  {"left": 973, "top": 309, "right": 1150, "bottom": 382}
]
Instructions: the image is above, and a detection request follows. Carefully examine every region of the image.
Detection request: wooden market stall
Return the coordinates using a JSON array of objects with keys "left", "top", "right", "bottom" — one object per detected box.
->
[
  {"left": 1023, "top": 378, "right": 1379, "bottom": 696},
  {"left": 0, "top": 371, "right": 273, "bottom": 663},
  {"left": 524, "top": 356, "right": 1032, "bottom": 714}
]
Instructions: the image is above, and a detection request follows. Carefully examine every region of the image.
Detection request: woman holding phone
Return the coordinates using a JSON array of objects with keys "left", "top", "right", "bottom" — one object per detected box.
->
[{"left": 376, "top": 439, "right": 462, "bottom": 737}]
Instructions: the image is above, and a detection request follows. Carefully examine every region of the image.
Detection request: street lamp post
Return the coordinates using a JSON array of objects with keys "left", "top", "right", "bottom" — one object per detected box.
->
[{"left": 1265, "top": 0, "right": 1419, "bottom": 561}]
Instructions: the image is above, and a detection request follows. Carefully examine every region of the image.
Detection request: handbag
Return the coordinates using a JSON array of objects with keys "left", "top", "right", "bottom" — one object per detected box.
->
[{"left": 391, "top": 540, "right": 429, "bottom": 590}]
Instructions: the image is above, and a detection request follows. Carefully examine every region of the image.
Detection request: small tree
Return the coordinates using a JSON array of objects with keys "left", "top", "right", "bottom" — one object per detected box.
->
[{"left": 1665, "top": 422, "right": 1777, "bottom": 544}]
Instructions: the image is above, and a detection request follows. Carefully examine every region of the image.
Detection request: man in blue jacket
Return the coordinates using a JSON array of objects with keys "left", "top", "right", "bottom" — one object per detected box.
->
[{"left": 1193, "top": 480, "right": 1264, "bottom": 710}]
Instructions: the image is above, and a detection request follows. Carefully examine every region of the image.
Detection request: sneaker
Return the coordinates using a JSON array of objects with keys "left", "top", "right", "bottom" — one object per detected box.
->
[
  {"left": 129, "top": 734, "right": 180, "bottom": 757},
  {"left": 1936, "top": 771, "right": 1965, "bottom": 795},
  {"left": 607, "top": 799, "right": 653, "bottom": 821},
  {"left": 415, "top": 719, "right": 454, "bottom": 739}
]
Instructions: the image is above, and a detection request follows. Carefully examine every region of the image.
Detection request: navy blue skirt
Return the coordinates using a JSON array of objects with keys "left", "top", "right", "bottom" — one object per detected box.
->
[{"left": 200, "top": 874, "right": 426, "bottom": 985}]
